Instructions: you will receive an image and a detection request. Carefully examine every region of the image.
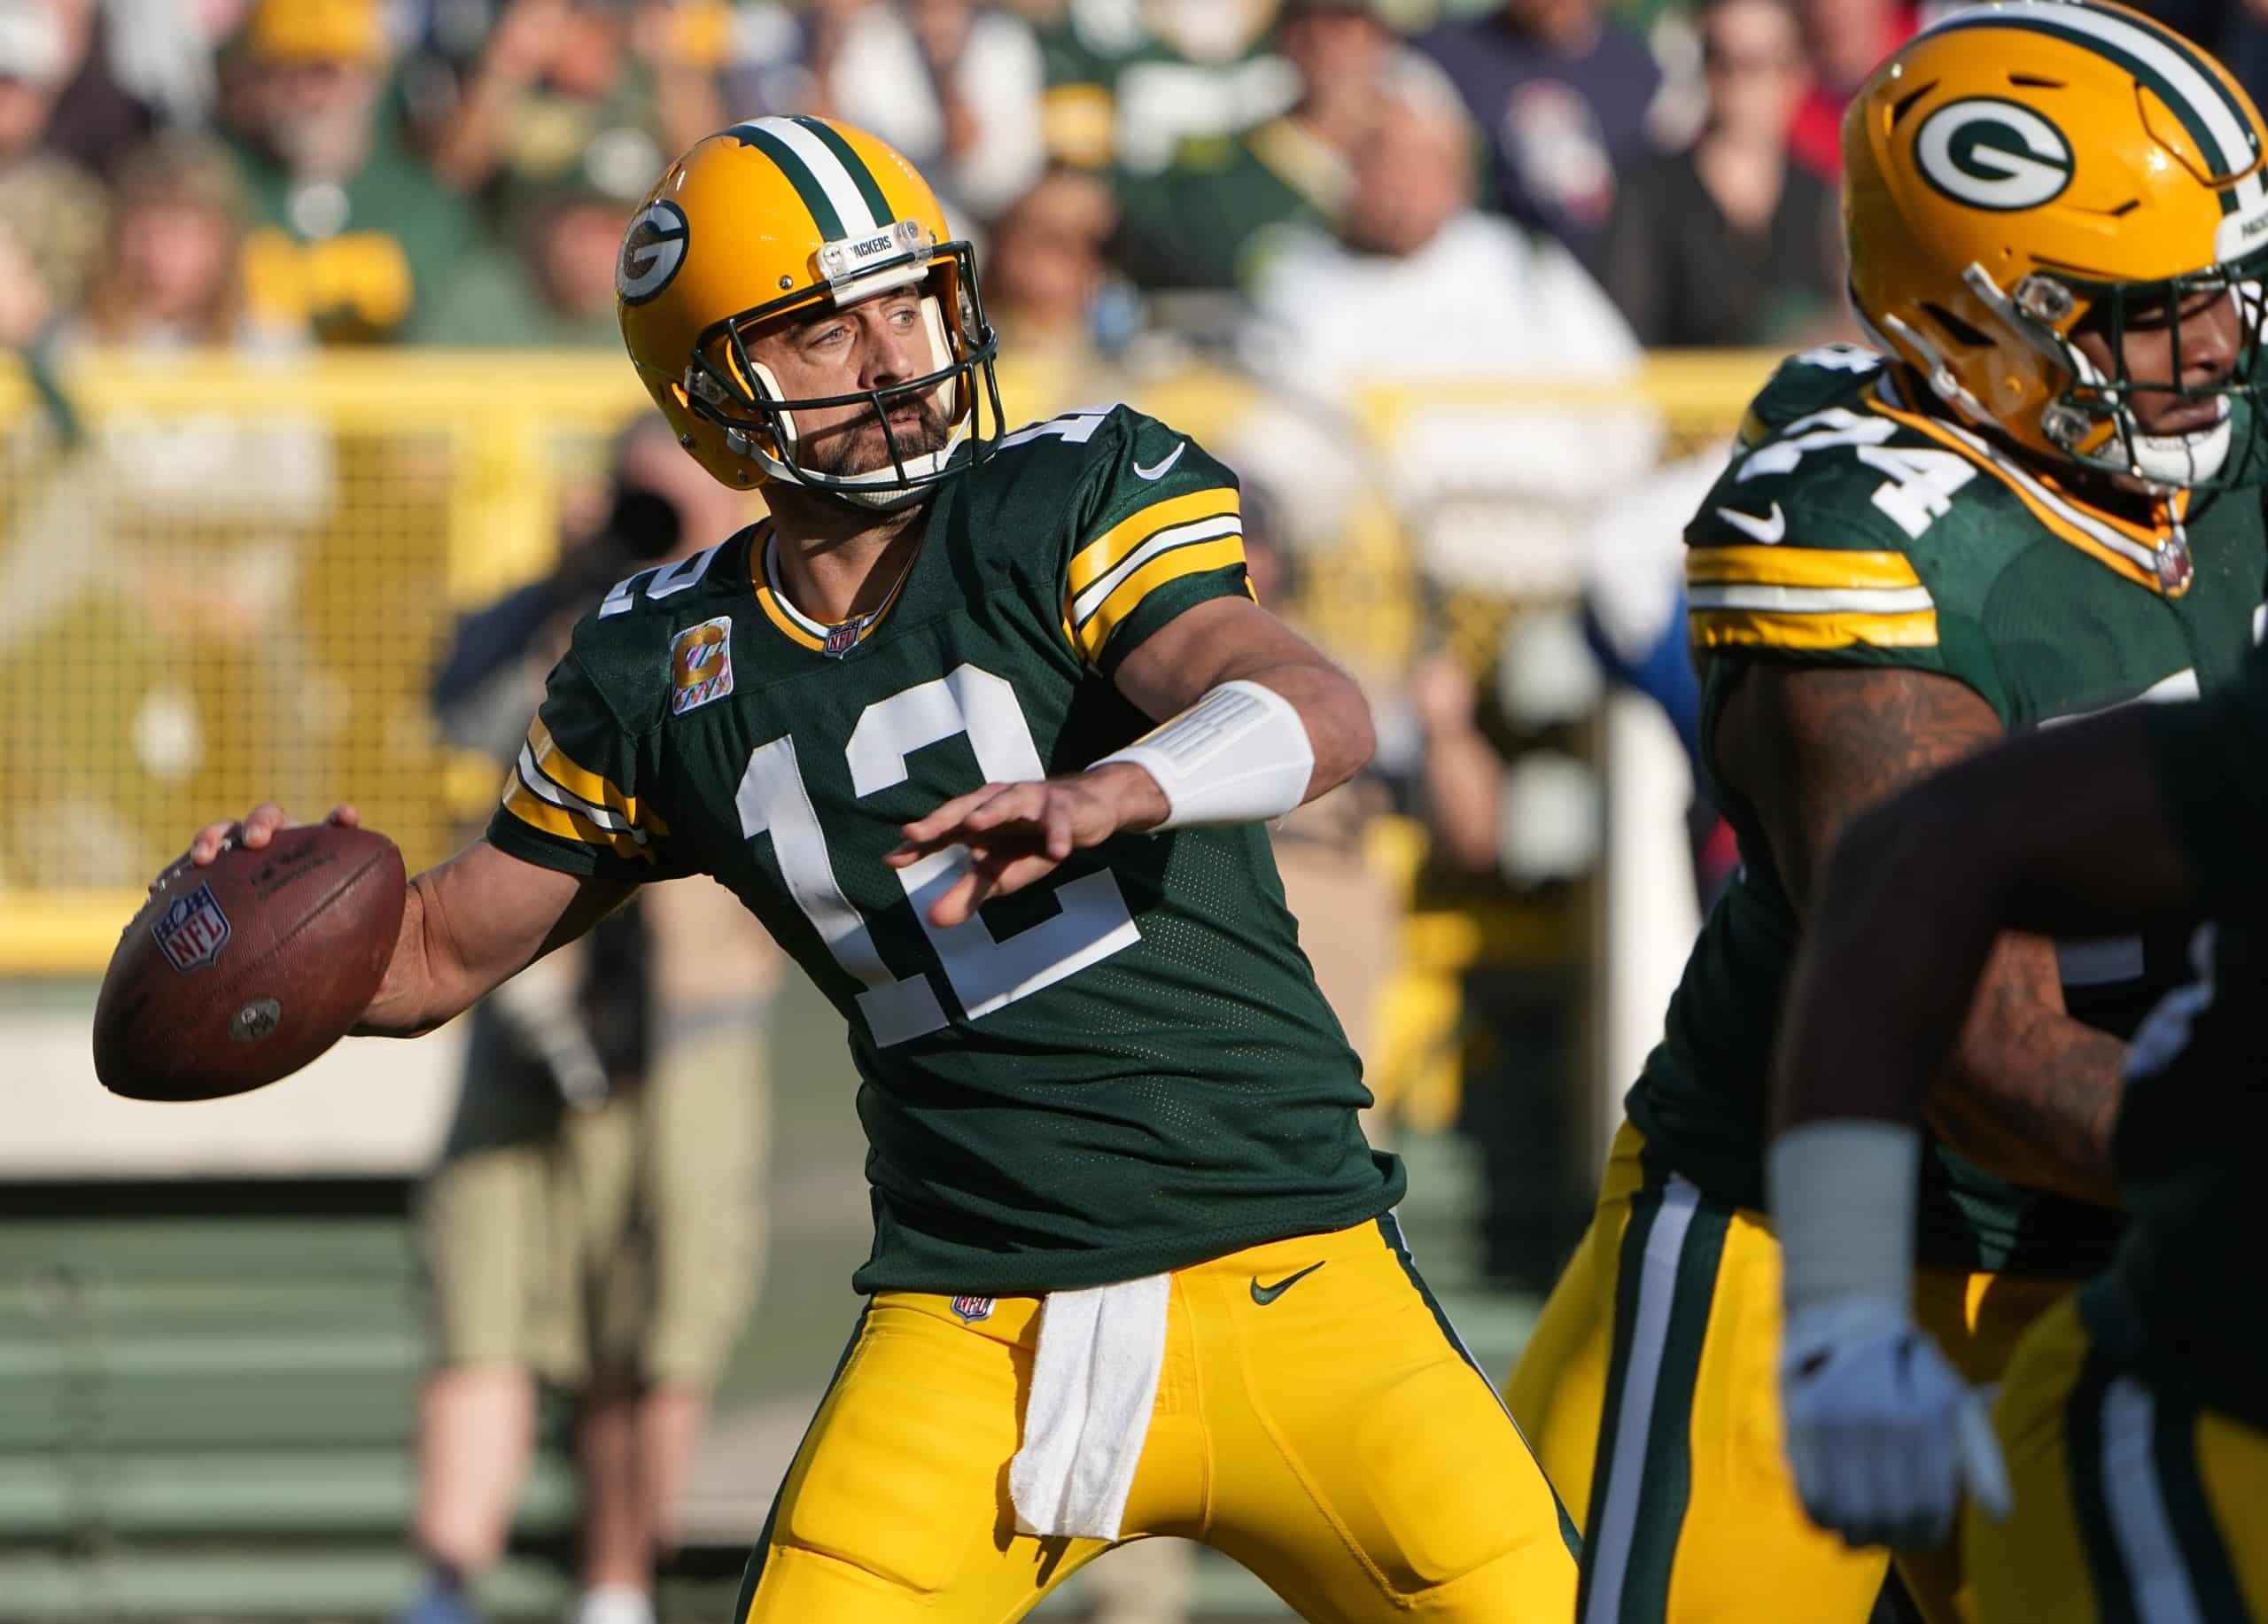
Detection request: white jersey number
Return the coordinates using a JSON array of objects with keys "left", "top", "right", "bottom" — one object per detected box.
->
[{"left": 735, "top": 663, "right": 1141, "bottom": 1045}]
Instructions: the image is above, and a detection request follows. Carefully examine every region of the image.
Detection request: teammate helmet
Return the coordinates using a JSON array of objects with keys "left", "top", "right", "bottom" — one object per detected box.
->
[
  {"left": 1845, "top": 0, "right": 2268, "bottom": 489},
  {"left": 616, "top": 118, "right": 1004, "bottom": 509}
]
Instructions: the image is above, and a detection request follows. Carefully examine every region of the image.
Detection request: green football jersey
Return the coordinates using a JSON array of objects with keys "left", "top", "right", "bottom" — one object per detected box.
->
[
  {"left": 2088, "top": 658, "right": 2268, "bottom": 1428},
  {"left": 1632, "top": 345, "right": 2268, "bottom": 1275},
  {"left": 486, "top": 405, "right": 1402, "bottom": 1296}
]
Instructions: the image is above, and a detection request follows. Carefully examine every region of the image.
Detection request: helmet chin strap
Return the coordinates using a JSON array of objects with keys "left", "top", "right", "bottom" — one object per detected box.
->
[{"left": 2070, "top": 404, "right": 2233, "bottom": 491}]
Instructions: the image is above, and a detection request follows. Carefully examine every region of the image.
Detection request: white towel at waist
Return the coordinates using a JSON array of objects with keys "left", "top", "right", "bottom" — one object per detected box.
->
[{"left": 1007, "top": 1273, "right": 1171, "bottom": 1541}]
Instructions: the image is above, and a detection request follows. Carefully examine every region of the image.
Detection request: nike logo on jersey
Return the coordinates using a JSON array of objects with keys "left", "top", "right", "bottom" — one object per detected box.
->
[
  {"left": 1715, "top": 502, "right": 1787, "bottom": 544},
  {"left": 1250, "top": 1261, "right": 1326, "bottom": 1305},
  {"left": 1133, "top": 441, "right": 1186, "bottom": 481}
]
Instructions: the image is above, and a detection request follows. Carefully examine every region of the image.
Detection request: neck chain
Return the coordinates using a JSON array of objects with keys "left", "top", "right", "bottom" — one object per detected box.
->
[{"left": 771, "top": 531, "right": 920, "bottom": 659}]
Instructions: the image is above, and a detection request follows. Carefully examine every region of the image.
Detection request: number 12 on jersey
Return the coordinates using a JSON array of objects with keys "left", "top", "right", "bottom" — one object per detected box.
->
[{"left": 734, "top": 663, "right": 1142, "bottom": 1045}]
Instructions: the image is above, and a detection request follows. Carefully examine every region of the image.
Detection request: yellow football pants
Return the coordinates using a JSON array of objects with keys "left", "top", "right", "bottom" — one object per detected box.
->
[
  {"left": 734, "top": 1216, "right": 1579, "bottom": 1622},
  {"left": 1508, "top": 1121, "right": 2074, "bottom": 1624},
  {"left": 1968, "top": 1291, "right": 2268, "bottom": 1624}
]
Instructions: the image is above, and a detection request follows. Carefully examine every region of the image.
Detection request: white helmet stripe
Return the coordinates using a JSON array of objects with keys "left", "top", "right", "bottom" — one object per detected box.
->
[{"left": 747, "top": 115, "right": 889, "bottom": 237}]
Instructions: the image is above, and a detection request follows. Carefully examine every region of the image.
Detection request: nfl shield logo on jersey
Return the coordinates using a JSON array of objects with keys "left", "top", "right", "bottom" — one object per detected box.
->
[
  {"left": 950, "top": 1294, "right": 994, "bottom": 1325},
  {"left": 821, "top": 622, "right": 860, "bottom": 658},
  {"left": 670, "top": 617, "right": 734, "bottom": 716},
  {"left": 152, "top": 883, "right": 231, "bottom": 974}
]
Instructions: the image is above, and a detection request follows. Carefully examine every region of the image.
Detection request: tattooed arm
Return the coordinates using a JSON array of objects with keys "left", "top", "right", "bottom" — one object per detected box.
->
[{"left": 1714, "top": 663, "right": 2124, "bottom": 1206}]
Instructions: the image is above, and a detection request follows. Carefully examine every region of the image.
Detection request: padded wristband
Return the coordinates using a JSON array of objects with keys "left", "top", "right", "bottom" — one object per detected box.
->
[
  {"left": 1767, "top": 1120, "right": 1920, "bottom": 1309},
  {"left": 1093, "top": 680, "right": 1315, "bottom": 831}
]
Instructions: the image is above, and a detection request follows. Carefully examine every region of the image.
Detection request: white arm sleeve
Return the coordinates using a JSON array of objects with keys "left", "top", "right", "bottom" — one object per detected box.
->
[{"left": 1092, "top": 679, "right": 1316, "bottom": 831}]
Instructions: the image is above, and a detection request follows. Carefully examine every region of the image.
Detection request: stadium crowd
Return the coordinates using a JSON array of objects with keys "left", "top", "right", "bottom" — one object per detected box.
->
[{"left": 0, "top": 0, "right": 1894, "bottom": 361}]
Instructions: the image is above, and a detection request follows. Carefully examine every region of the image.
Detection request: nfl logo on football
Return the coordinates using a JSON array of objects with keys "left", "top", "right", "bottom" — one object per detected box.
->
[{"left": 152, "top": 883, "right": 231, "bottom": 974}]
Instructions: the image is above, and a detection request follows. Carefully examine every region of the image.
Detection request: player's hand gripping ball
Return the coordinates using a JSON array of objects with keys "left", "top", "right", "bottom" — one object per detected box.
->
[{"left": 93, "top": 820, "right": 406, "bottom": 1100}]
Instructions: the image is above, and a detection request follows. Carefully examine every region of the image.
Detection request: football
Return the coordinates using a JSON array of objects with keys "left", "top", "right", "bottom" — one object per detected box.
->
[{"left": 92, "top": 824, "right": 408, "bottom": 1101}]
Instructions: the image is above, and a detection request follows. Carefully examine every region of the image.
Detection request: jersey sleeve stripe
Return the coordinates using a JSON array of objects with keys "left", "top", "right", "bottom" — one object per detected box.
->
[
  {"left": 1687, "top": 583, "right": 1935, "bottom": 615},
  {"left": 1068, "top": 487, "right": 1240, "bottom": 597},
  {"left": 1070, "top": 513, "right": 1244, "bottom": 626},
  {"left": 516, "top": 742, "right": 647, "bottom": 841},
  {"left": 1076, "top": 537, "right": 1248, "bottom": 662},
  {"left": 527, "top": 719, "right": 668, "bottom": 835},
  {"left": 1685, "top": 545, "right": 1922, "bottom": 592},
  {"left": 500, "top": 769, "right": 656, "bottom": 863},
  {"left": 1689, "top": 606, "right": 1939, "bottom": 651}
]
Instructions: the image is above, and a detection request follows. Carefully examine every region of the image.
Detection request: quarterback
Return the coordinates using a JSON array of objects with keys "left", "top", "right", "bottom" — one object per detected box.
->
[
  {"left": 1505, "top": 4, "right": 2268, "bottom": 1620},
  {"left": 1769, "top": 618, "right": 2268, "bottom": 1620},
  {"left": 180, "top": 121, "right": 1577, "bottom": 1620}
]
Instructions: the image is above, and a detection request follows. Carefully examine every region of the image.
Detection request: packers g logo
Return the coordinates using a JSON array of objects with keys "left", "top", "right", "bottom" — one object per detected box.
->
[
  {"left": 618, "top": 199, "right": 690, "bottom": 306},
  {"left": 1915, "top": 98, "right": 2074, "bottom": 211}
]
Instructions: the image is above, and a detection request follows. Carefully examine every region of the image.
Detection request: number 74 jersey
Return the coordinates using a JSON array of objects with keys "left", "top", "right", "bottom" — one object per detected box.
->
[{"left": 485, "top": 405, "right": 1402, "bottom": 1297}]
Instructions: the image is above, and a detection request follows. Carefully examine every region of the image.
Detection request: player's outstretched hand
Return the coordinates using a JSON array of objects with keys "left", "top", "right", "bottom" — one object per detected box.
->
[
  {"left": 1779, "top": 1294, "right": 2012, "bottom": 1551},
  {"left": 886, "top": 764, "right": 1167, "bottom": 928},
  {"left": 180, "top": 804, "right": 362, "bottom": 874}
]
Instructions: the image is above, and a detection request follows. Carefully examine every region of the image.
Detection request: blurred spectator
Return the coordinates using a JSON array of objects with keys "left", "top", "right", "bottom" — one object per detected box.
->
[
  {"left": 983, "top": 165, "right": 1131, "bottom": 419},
  {"left": 78, "top": 134, "right": 298, "bottom": 349},
  {"left": 0, "top": 151, "right": 105, "bottom": 355},
  {"left": 1597, "top": 0, "right": 1841, "bottom": 347},
  {"left": 1245, "top": 53, "right": 1654, "bottom": 592},
  {"left": 410, "top": 0, "right": 724, "bottom": 215},
  {"left": 728, "top": 0, "right": 1044, "bottom": 225},
  {"left": 407, "top": 416, "right": 773, "bottom": 1624},
  {"left": 1111, "top": 0, "right": 1394, "bottom": 291},
  {"left": 1420, "top": 0, "right": 1666, "bottom": 272},
  {"left": 1784, "top": 0, "right": 1915, "bottom": 180},
  {"left": 224, "top": 0, "right": 478, "bottom": 343},
  {"left": 1021, "top": 0, "right": 1297, "bottom": 176},
  {"left": 0, "top": 0, "right": 155, "bottom": 179},
  {"left": 408, "top": 162, "right": 633, "bottom": 346}
]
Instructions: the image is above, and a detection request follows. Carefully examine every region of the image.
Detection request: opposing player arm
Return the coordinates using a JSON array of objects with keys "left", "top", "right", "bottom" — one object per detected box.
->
[{"left": 1717, "top": 662, "right": 2129, "bottom": 1205}]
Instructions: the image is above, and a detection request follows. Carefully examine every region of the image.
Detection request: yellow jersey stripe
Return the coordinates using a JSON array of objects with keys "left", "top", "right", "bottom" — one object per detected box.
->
[
  {"left": 526, "top": 719, "right": 667, "bottom": 836},
  {"left": 501, "top": 770, "right": 656, "bottom": 863},
  {"left": 1076, "top": 536, "right": 1247, "bottom": 662},
  {"left": 1068, "top": 488, "right": 1240, "bottom": 597},
  {"left": 1686, "top": 545, "right": 1922, "bottom": 592},
  {"left": 1689, "top": 606, "right": 1939, "bottom": 652}
]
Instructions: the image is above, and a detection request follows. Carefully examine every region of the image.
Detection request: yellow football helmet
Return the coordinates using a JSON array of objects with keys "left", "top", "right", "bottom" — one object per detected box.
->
[
  {"left": 1845, "top": 0, "right": 2268, "bottom": 488},
  {"left": 616, "top": 118, "right": 1003, "bottom": 509}
]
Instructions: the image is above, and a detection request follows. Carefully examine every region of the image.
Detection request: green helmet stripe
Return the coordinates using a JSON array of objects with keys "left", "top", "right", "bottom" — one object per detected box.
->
[
  {"left": 728, "top": 122, "right": 845, "bottom": 240},
  {"left": 792, "top": 117, "right": 897, "bottom": 231}
]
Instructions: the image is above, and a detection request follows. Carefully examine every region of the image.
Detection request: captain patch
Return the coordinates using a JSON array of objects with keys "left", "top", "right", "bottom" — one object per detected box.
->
[{"left": 671, "top": 617, "right": 734, "bottom": 716}]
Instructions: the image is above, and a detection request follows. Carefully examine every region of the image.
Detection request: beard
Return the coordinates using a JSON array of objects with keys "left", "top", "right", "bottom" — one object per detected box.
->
[{"left": 797, "top": 392, "right": 952, "bottom": 479}]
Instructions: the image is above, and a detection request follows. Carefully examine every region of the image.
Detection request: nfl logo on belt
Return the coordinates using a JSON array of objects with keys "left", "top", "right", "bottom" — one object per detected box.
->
[
  {"left": 950, "top": 1294, "right": 994, "bottom": 1325},
  {"left": 152, "top": 883, "right": 231, "bottom": 974}
]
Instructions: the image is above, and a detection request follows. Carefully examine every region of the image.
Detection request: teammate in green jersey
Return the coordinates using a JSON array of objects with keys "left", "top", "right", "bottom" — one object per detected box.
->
[
  {"left": 175, "top": 119, "right": 1579, "bottom": 1621},
  {"left": 1504, "top": 5, "right": 2268, "bottom": 1620},
  {"left": 1769, "top": 612, "right": 2268, "bottom": 1620}
]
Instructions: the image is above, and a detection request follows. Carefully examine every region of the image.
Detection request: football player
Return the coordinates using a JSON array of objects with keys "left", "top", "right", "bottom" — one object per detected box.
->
[
  {"left": 180, "top": 120, "right": 1578, "bottom": 1620},
  {"left": 1768, "top": 609, "right": 2268, "bottom": 1620},
  {"left": 1503, "top": 4, "right": 2268, "bottom": 1620}
]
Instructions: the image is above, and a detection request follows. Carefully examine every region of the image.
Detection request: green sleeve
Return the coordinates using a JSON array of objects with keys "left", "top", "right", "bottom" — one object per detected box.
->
[
  {"left": 484, "top": 635, "right": 687, "bottom": 885},
  {"left": 1062, "top": 408, "right": 1252, "bottom": 678}
]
